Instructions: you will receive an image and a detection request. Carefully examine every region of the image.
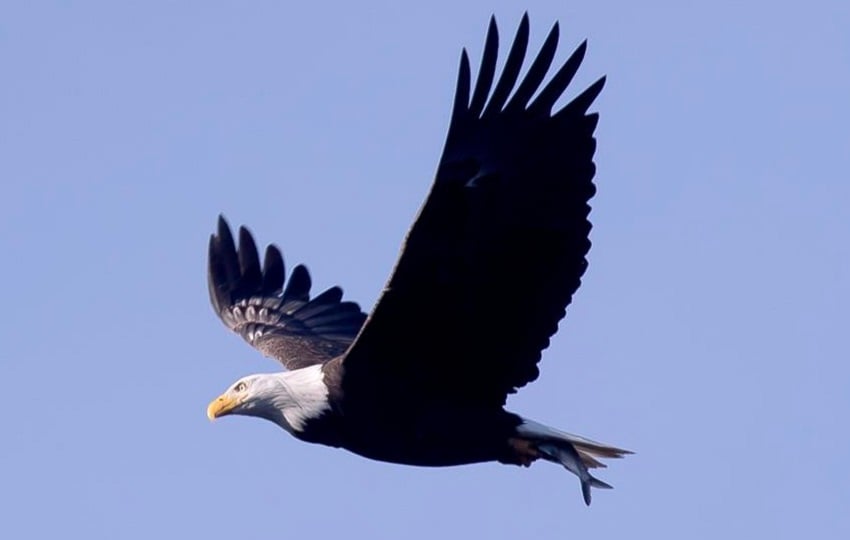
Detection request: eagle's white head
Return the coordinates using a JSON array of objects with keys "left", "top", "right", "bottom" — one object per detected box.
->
[{"left": 207, "top": 365, "right": 330, "bottom": 433}]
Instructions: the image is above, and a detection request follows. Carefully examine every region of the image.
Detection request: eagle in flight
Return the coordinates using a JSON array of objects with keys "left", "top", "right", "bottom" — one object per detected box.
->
[{"left": 206, "top": 14, "right": 630, "bottom": 505}]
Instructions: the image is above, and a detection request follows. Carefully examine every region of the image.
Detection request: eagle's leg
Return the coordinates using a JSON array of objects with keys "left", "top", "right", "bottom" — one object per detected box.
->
[{"left": 507, "top": 437, "right": 540, "bottom": 467}]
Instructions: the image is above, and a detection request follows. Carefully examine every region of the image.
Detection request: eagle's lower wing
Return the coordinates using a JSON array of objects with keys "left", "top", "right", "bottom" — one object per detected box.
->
[
  {"left": 208, "top": 216, "right": 367, "bottom": 370},
  {"left": 343, "top": 15, "right": 603, "bottom": 407}
]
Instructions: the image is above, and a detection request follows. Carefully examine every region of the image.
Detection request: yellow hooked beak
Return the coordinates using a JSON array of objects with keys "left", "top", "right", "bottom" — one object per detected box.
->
[{"left": 207, "top": 394, "right": 239, "bottom": 420}]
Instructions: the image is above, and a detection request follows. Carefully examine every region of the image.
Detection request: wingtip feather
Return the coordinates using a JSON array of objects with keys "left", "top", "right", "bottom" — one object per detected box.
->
[
  {"left": 483, "top": 13, "right": 530, "bottom": 117},
  {"left": 469, "top": 16, "right": 500, "bottom": 116},
  {"left": 452, "top": 49, "right": 472, "bottom": 116}
]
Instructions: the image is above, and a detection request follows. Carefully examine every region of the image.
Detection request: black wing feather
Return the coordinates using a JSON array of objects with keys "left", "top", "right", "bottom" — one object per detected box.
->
[
  {"left": 343, "top": 15, "right": 604, "bottom": 408},
  {"left": 237, "top": 227, "right": 262, "bottom": 287},
  {"left": 529, "top": 40, "right": 587, "bottom": 114},
  {"left": 261, "top": 245, "right": 285, "bottom": 295},
  {"left": 208, "top": 216, "right": 367, "bottom": 370},
  {"left": 505, "top": 22, "right": 559, "bottom": 112},
  {"left": 468, "top": 16, "right": 499, "bottom": 117},
  {"left": 482, "top": 14, "right": 529, "bottom": 117}
]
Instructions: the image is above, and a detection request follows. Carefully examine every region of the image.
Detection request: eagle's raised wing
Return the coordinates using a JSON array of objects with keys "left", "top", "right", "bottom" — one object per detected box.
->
[
  {"left": 208, "top": 216, "right": 367, "bottom": 370},
  {"left": 342, "top": 15, "right": 604, "bottom": 407}
]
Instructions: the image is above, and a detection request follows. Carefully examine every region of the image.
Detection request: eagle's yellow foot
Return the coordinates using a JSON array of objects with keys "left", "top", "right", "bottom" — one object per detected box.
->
[{"left": 508, "top": 437, "right": 540, "bottom": 467}]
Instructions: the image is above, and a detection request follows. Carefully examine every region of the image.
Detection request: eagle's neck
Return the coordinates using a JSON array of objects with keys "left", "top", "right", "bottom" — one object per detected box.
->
[{"left": 270, "top": 365, "right": 331, "bottom": 433}]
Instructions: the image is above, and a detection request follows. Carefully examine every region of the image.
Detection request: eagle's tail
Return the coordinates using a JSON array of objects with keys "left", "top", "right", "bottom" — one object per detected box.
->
[{"left": 516, "top": 418, "right": 632, "bottom": 505}]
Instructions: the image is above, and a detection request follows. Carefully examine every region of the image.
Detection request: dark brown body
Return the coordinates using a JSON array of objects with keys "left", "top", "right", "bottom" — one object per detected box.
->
[
  {"left": 296, "top": 361, "right": 524, "bottom": 467},
  {"left": 298, "top": 406, "right": 523, "bottom": 467}
]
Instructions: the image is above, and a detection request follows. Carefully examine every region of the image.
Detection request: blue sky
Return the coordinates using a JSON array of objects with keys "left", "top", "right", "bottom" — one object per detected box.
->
[{"left": 2, "top": 1, "right": 849, "bottom": 538}]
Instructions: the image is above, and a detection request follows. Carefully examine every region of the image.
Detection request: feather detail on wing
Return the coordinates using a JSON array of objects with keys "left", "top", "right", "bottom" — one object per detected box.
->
[{"left": 208, "top": 216, "right": 367, "bottom": 370}]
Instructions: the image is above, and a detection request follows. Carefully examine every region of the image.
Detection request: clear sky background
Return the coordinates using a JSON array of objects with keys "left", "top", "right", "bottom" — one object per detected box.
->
[{"left": 2, "top": 1, "right": 848, "bottom": 538}]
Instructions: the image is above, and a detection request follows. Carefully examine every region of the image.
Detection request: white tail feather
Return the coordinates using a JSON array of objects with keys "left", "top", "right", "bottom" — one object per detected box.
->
[{"left": 517, "top": 418, "right": 632, "bottom": 505}]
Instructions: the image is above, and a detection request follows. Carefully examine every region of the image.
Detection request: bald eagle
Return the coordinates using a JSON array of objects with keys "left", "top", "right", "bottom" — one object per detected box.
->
[{"left": 206, "top": 14, "right": 630, "bottom": 505}]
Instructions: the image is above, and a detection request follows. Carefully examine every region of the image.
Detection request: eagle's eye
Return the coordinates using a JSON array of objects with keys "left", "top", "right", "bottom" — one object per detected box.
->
[{"left": 234, "top": 382, "right": 247, "bottom": 392}]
